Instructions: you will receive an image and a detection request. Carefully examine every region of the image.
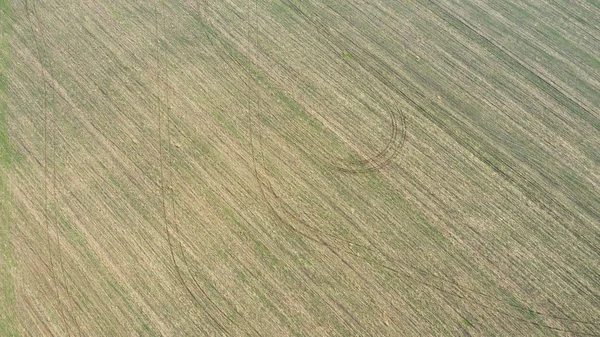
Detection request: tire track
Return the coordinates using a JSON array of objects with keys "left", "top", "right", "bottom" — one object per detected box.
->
[
  {"left": 252, "top": 119, "right": 600, "bottom": 336},
  {"left": 248, "top": 1, "right": 600, "bottom": 335},
  {"left": 153, "top": 2, "right": 215, "bottom": 335},
  {"left": 177, "top": 1, "right": 598, "bottom": 335},
  {"left": 247, "top": 5, "right": 373, "bottom": 334},
  {"left": 23, "top": 2, "right": 82, "bottom": 335},
  {"left": 155, "top": 2, "right": 258, "bottom": 335},
  {"left": 185, "top": 1, "right": 373, "bottom": 334},
  {"left": 297, "top": 0, "right": 600, "bottom": 299},
  {"left": 254, "top": 0, "right": 372, "bottom": 333},
  {"left": 250, "top": 2, "right": 457, "bottom": 334},
  {"left": 251, "top": 118, "right": 600, "bottom": 335},
  {"left": 281, "top": 0, "right": 407, "bottom": 174},
  {"left": 317, "top": 0, "right": 600, "bottom": 333}
]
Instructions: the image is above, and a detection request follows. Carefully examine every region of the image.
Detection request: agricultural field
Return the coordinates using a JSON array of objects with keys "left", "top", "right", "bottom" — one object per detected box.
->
[{"left": 1, "top": 0, "right": 599, "bottom": 335}]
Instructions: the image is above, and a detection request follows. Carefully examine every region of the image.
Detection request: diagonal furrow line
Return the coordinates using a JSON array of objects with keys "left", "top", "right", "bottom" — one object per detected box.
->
[{"left": 423, "top": 0, "right": 599, "bottom": 132}]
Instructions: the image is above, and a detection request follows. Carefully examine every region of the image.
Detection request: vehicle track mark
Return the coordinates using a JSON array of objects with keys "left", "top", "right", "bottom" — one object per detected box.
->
[
  {"left": 155, "top": 1, "right": 260, "bottom": 335},
  {"left": 249, "top": 1, "right": 600, "bottom": 335},
  {"left": 182, "top": 1, "right": 372, "bottom": 333},
  {"left": 164, "top": 1, "right": 599, "bottom": 335},
  {"left": 153, "top": 2, "right": 217, "bottom": 335},
  {"left": 23, "top": 2, "right": 82, "bottom": 335},
  {"left": 281, "top": 0, "right": 408, "bottom": 174}
]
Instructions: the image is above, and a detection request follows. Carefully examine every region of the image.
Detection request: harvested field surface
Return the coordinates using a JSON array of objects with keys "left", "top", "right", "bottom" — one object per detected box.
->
[{"left": 1, "top": 0, "right": 599, "bottom": 336}]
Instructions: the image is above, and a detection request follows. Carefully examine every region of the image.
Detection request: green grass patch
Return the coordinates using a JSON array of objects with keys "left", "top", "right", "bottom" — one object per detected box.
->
[
  {"left": 254, "top": 240, "right": 280, "bottom": 269},
  {"left": 213, "top": 109, "right": 242, "bottom": 139}
]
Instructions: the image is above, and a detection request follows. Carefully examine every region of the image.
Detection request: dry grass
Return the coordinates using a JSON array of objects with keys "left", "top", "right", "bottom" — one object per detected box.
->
[{"left": 2, "top": 0, "right": 599, "bottom": 336}]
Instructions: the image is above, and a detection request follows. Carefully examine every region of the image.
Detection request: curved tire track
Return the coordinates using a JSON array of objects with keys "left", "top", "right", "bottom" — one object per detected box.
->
[
  {"left": 166, "top": 1, "right": 599, "bottom": 335},
  {"left": 248, "top": 1, "right": 600, "bottom": 335},
  {"left": 282, "top": 0, "right": 407, "bottom": 174},
  {"left": 156, "top": 2, "right": 261, "bottom": 335}
]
